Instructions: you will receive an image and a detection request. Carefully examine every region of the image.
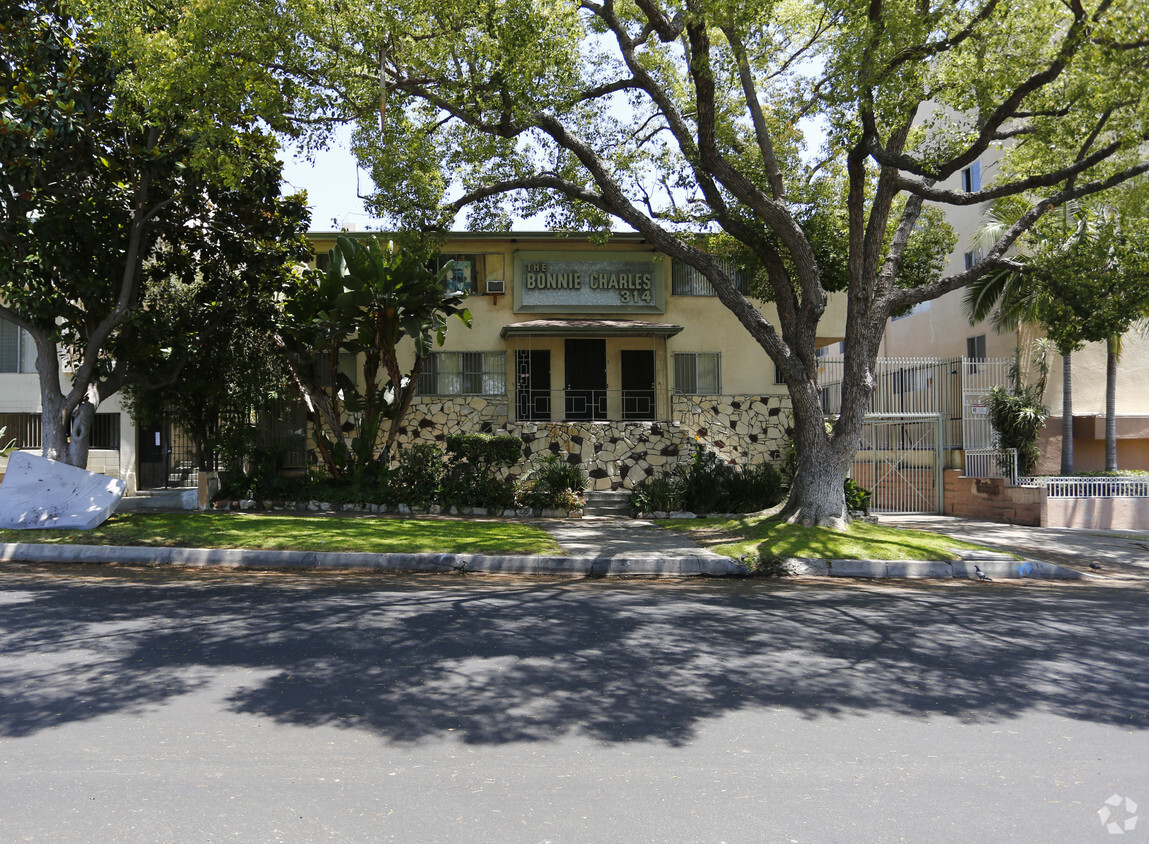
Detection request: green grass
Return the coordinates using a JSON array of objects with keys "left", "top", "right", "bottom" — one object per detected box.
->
[
  {"left": 0, "top": 512, "right": 564, "bottom": 556},
  {"left": 659, "top": 514, "right": 1011, "bottom": 561}
]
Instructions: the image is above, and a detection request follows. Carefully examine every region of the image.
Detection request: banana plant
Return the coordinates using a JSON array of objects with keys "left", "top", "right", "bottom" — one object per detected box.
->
[{"left": 278, "top": 235, "right": 471, "bottom": 478}]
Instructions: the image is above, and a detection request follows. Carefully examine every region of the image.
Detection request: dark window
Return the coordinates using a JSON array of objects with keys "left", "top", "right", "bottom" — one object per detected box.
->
[
  {"left": 0, "top": 316, "right": 33, "bottom": 373},
  {"left": 967, "top": 334, "right": 986, "bottom": 360},
  {"left": 961, "top": 161, "right": 981, "bottom": 192},
  {"left": 90, "top": 414, "right": 121, "bottom": 450}
]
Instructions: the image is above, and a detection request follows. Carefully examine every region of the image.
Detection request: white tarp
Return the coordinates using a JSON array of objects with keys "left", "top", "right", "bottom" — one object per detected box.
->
[{"left": 0, "top": 451, "right": 126, "bottom": 530}]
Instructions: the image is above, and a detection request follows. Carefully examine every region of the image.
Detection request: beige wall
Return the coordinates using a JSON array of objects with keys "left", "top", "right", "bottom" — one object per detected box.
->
[{"left": 309, "top": 232, "right": 849, "bottom": 401}]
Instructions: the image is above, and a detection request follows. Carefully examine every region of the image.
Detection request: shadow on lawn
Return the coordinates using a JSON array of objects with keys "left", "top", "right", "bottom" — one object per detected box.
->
[{"left": 1, "top": 568, "right": 1147, "bottom": 745}]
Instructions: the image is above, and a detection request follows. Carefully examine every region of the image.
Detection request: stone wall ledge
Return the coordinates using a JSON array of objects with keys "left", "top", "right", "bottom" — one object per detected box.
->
[{"left": 211, "top": 499, "right": 583, "bottom": 519}]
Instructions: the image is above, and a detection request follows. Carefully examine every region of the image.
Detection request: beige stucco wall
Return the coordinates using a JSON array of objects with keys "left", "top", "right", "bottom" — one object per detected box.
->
[
  {"left": 1042, "top": 495, "right": 1149, "bottom": 530},
  {"left": 310, "top": 232, "right": 849, "bottom": 401}
]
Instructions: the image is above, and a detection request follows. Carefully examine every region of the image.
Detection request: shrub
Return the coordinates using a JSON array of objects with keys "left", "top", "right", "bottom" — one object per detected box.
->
[
  {"left": 630, "top": 474, "right": 682, "bottom": 513},
  {"left": 441, "top": 434, "right": 523, "bottom": 507},
  {"left": 986, "top": 385, "right": 1048, "bottom": 476},
  {"left": 392, "top": 443, "right": 445, "bottom": 507},
  {"left": 630, "top": 447, "right": 786, "bottom": 514},
  {"left": 521, "top": 456, "right": 588, "bottom": 510},
  {"left": 723, "top": 462, "right": 784, "bottom": 512},
  {"left": 844, "top": 477, "right": 872, "bottom": 514}
]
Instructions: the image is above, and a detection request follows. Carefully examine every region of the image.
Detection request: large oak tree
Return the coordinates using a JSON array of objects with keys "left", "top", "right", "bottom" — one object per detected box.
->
[{"left": 94, "top": 0, "right": 1149, "bottom": 524}]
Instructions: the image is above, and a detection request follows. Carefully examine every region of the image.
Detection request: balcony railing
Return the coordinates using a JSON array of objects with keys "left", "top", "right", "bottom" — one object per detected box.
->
[{"left": 515, "top": 388, "right": 666, "bottom": 422}]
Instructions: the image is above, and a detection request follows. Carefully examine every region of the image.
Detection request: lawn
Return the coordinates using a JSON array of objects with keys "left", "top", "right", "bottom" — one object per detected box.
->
[
  {"left": 0, "top": 512, "right": 564, "bottom": 556},
  {"left": 659, "top": 514, "right": 1009, "bottom": 561}
]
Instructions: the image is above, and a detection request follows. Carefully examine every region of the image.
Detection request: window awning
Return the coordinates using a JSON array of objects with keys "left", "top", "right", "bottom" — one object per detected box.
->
[{"left": 500, "top": 319, "right": 684, "bottom": 338}]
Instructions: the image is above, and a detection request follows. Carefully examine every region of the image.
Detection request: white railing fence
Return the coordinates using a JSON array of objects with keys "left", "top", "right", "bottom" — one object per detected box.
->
[
  {"left": 817, "top": 356, "right": 1011, "bottom": 451},
  {"left": 1014, "top": 476, "right": 1149, "bottom": 498},
  {"left": 965, "top": 448, "right": 1018, "bottom": 481}
]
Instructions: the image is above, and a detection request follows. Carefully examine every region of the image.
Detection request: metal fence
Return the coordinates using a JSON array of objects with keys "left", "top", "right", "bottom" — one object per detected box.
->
[
  {"left": 818, "top": 357, "right": 1010, "bottom": 451},
  {"left": 965, "top": 448, "right": 1018, "bottom": 481},
  {"left": 1015, "top": 476, "right": 1149, "bottom": 498},
  {"left": 851, "top": 414, "right": 945, "bottom": 514}
]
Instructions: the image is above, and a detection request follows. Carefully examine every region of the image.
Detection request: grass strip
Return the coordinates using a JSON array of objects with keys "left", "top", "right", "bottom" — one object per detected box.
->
[
  {"left": 0, "top": 512, "right": 564, "bottom": 556},
  {"left": 659, "top": 514, "right": 1011, "bottom": 561}
]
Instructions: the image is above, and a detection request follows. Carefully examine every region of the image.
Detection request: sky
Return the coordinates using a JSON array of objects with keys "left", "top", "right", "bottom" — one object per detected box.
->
[{"left": 279, "top": 137, "right": 386, "bottom": 234}]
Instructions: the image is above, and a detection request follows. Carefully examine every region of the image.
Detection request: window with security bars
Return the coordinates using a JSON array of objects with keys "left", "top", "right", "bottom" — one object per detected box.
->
[
  {"left": 672, "top": 259, "right": 746, "bottom": 296},
  {"left": 673, "top": 353, "right": 720, "bottom": 394},
  {"left": 419, "top": 352, "right": 506, "bottom": 396},
  {"left": 0, "top": 412, "right": 119, "bottom": 450},
  {"left": 0, "top": 316, "right": 35, "bottom": 373}
]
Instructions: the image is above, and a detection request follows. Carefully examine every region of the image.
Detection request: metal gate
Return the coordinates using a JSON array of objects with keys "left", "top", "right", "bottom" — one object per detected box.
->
[{"left": 851, "top": 414, "right": 944, "bottom": 514}]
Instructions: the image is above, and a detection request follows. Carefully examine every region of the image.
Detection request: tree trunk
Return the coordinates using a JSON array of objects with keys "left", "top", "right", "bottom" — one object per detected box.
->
[
  {"left": 775, "top": 380, "right": 859, "bottom": 528},
  {"left": 33, "top": 331, "right": 72, "bottom": 464},
  {"left": 1105, "top": 336, "right": 1119, "bottom": 472},
  {"left": 31, "top": 328, "right": 100, "bottom": 469},
  {"left": 1060, "top": 351, "right": 1073, "bottom": 475},
  {"left": 67, "top": 398, "right": 95, "bottom": 468},
  {"left": 779, "top": 441, "right": 853, "bottom": 528}
]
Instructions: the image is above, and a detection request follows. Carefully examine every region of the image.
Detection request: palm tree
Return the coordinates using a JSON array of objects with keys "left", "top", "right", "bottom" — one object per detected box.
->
[
  {"left": 969, "top": 192, "right": 1149, "bottom": 474},
  {"left": 965, "top": 199, "right": 1085, "bottom": 474}
]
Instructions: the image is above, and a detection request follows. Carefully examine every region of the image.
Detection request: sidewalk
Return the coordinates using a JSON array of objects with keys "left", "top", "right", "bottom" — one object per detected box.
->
[
  {"left": 3, "top": 501, "right": 1124, "bottom": 580},
  {"left": 880, "top": 514, "right": 1149, "bottom": 578}
]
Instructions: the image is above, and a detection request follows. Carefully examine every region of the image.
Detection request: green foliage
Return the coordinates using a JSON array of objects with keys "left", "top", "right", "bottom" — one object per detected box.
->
[
  {"left": 986, "top": 386, "right": 1049, "bottom": 477},
  {"left": 0, "top": 2, "right": 309, "bottom": 466},
  {"left": 391, "top": 443, "right": 445, "bottom": 508},
  {"left": 441, "top": 434, "right": 523, "bottom": 508},
  {"left": 87, "top": 0, "right": 1149, "bottom": 524},
  {"left": 278, "top": 235, "right": 471, "bottom": 480},
  {"left": 445, "top": 434, "right": 523, "bottom": 476},
  {"left": 519, "top": 455, "right": 589, "bottom": 511},
  {"left": 630, "top": 475, "right": 681, "bottom": 515},
  {"left": 843, "top": 478, "right": 872, "bottom": 515},
  {"left": 631, "top": 447, "right": 785, "bottom": 514}
]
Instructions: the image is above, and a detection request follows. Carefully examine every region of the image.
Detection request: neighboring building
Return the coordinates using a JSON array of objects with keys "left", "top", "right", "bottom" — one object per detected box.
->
[
  {"left": 0, "top": 318, "right": 138, "bottom": 491},
  {"left": 878, "top": 152, "right": 1149, "bottom": 474}
]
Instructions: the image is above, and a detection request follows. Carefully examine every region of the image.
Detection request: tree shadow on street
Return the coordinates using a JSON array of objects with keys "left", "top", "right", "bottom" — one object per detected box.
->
[{"left": 1, "top": 567, "right": 1147, "bottom": 745}]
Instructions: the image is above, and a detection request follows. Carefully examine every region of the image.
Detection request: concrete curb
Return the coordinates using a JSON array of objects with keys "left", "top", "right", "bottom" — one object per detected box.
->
[
  {"left": 783, "top": 556, "right": 1084, "bottom": 580},
  {"left": 0, "top": 544, "right": 1084, "bottom": 580},
  {"left": 0, "top": 543, "right": 749, "bottom": 578}
]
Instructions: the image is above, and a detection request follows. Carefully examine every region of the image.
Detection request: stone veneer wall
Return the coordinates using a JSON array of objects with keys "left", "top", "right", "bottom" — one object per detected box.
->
[{"left": 395, "top": 394, "right": 790, "bottom": 490}]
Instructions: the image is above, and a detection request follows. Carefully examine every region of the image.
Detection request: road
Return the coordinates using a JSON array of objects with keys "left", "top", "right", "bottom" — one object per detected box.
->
[{"left": 1, "top": 563, "right": 1147, "bottom": 842}]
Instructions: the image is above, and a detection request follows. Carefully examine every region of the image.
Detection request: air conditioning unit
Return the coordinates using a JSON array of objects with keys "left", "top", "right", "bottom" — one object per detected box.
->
[{"left": 486, "top": 279, "right": 506, "bottom": 295}]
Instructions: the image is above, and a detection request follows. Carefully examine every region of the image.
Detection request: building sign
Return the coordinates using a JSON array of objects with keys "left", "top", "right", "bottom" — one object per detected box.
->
[{"left": 514, "top": 250, "right": 665, "bottom": 314}]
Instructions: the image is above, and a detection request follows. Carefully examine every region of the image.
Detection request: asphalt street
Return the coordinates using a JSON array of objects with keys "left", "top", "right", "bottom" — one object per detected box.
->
[{"left": 1, "top": 564, "right": 1147, "bottom": 842}]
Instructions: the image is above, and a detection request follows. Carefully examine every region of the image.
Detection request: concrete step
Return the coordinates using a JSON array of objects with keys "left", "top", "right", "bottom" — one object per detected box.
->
[{"left": 582, "top": 490, "right": 634, "bottom": 518}]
